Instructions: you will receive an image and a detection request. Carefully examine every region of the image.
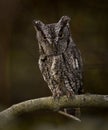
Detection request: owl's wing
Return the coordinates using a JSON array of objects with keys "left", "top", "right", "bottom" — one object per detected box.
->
[
  {"left": 71, "top": 46, "right": 83, "bottom": 94},
  {"left": 63, "top": 45, "right": 83, "bottom": 94}
]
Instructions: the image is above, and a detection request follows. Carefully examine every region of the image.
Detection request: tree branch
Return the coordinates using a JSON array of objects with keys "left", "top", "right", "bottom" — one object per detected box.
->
[{"left": 0, "top": 94, "right": 108, "bottom": 126}]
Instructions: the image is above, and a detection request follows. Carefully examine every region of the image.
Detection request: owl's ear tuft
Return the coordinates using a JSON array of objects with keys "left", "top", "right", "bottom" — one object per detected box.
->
[
  {"left": 33, "top": 20, "right": 45, "bottom": 31},
  {"left": 58, "top": 16, "right": 71, "bottom": 26}
]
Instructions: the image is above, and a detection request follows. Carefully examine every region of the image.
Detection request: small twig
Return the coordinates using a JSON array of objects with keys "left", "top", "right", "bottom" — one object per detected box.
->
[{"left": 58, "top": 111, "right": 81, "bottom": 122}]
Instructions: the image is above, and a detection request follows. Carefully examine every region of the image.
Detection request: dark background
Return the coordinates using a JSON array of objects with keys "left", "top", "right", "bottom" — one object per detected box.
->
[{"left": 0, "top": 0, "right": 108, "bottom": 129}]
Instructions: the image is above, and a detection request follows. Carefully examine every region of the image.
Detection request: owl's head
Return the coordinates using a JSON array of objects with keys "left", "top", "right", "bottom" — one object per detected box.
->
[{"left": 33, "top": 16, "right": 71, "bottom": 55}]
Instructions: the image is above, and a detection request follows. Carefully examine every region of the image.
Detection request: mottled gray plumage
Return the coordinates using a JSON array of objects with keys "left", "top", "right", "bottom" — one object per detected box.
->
[{"left": 33, "top": 16, "right": 83, "bottom": 116}]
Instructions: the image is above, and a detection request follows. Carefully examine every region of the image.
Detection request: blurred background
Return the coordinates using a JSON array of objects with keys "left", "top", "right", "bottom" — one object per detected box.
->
[{"left": 0, "top": 0, "right": 108, "bottom": 129}]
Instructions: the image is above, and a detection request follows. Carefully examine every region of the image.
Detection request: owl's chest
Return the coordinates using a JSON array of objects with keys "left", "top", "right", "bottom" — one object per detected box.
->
[
  {"left": 39, "top": 54, "right": 65, "bottom": 79},
  {"left": 39, "top": 55, "right": 63, "bottom": 71}
]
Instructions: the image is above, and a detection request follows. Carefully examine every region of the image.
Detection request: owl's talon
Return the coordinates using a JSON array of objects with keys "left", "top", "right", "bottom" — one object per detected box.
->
[
  {"left": 52, "top": 89, "right": 62, "bottom": 100},
  {"left": 66, "top": 90, "right": 74, "bottom": 98}
]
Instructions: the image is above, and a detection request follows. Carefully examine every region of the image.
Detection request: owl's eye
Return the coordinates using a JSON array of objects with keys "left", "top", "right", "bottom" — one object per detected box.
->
[
  {"left": 59, "top": 33, "right": 64, "bottom": 39},
  {"left": 43, "top": 36, "right": 46, "bottom": 40}
]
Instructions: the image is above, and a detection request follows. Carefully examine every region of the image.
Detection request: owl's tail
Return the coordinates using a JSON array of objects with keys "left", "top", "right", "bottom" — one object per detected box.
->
[{"left": 59, "top": 108, "right": 81, "bottom": 122}]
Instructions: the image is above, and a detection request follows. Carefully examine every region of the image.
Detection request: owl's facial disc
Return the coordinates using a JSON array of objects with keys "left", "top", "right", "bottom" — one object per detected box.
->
[{"left": 33, "top": 16, "right": 71, "bottom": 55}]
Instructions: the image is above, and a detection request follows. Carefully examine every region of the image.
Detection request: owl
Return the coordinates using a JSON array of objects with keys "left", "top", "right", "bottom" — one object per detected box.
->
[{"left": 33, "top": 16, "right": 83, "bottom": 116}]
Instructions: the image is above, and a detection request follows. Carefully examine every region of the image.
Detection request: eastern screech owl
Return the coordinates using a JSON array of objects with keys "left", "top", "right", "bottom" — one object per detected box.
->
[{"left": 33, "top": 16, "right": 83, "bottom": 116}]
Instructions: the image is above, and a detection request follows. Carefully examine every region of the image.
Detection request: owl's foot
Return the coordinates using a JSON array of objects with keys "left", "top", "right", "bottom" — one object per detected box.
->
[
  {"left": 52, "top": 89, "right": 63, "bottom": 99},
  {"left": 66, "top": 89, "right": 74, "bottom": 98}
]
